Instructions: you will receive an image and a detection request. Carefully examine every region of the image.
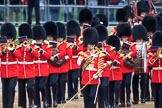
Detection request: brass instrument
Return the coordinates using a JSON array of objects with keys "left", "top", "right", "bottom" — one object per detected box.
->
[
  {"left": 7, "top": 41, "right": 15, "bottom": 51},
  {"left": 157, "top": 47, "right": 162, "bottom": 59},
  {"left": 6, "top": 39, "right": 19, "bottom": 51},
  {"left": 23, "top": 41, "right": 29, "bottom": 47}
]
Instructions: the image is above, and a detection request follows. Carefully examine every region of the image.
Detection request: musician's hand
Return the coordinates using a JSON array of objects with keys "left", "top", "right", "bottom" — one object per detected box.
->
[
  {"left": 65, "top": 56, "right": 69, "bottom": 60},
  {"left": 73, "top": 45, "right": 78, "bottom": 50},
  {"left": 77, "top": 59, "right": 82, "bottom": 66},
  {"left": 93, "top": 74, "right": 99, "bottom": 79},
  {"left": 54, "top": 56, "right": 59, "bottom": 61},
  {"left": 39, "top": 49, "right": 44, "bottom": 54}
]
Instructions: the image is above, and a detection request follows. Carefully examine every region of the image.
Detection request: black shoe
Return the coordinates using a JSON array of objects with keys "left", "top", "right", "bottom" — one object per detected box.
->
[
  {"left": 151, "top": 97, "right": 155, "bottom": 101},
  {"left": 126, "top": 101, "right": 131, "bottom": 107},
  {"left": 145, "top": 97, "right": 150, "bottom": 101},
  {"left": 141, "top": 99, "right": 145, "bottom": 104},
  {"left": 132, "top": 101, "right": 138, "bottom": 105},
  {"left": 53, "top": 100, "right": 58, "bottom": 107},
  {"left": 62, "top": 100, "right": 66, "bottom": 104},
  {"left": 47, "top": 103, "right": 51, "bottom": 107},
  {"left": 114, "top": 104, "right": 119, "bottom": 108},
  {"left": 74, "top": 95, "right": 78, "bottom": 99},
  {"left": 29, "top": 105, "right": 34, "bottom": 108},
  {"left": 105, "top": 105, "right": 110, "bottom": 108},
  {"left": 119, "top": 103, "right": 125, "bottom": 107},
  {"left": 80, "top": 93, "right": 83, "bottom": 97},
  {"left": 66, "top": 97, "right": 72, "bottom": 100},
  {"left": 36, "top": 106, "right": 40, "bottom": 108}
]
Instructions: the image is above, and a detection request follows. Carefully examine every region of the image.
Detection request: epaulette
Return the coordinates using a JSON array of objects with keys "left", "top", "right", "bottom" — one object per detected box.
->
[{"left": 109, "top": 46, "right": 115, "bottom": 51}]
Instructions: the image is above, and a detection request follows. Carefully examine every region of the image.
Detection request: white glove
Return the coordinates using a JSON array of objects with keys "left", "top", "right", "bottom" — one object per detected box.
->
[
  {"left": 93, "top": 74, "right": 99, "bottom": 79},
  {"left": 77, "top": 60, "right": 82, "bottom": 66},
  {"left": 114, "top": 59, "right": 120, "bottom": 64},
  {"left": 65, "top": 56, "right": 69, "bottom": 60}
]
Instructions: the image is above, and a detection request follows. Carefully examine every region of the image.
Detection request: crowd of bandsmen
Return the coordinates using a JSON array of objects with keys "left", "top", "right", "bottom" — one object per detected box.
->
[{"left": 1, "top": 0, "right": 162, "bottom": 108}]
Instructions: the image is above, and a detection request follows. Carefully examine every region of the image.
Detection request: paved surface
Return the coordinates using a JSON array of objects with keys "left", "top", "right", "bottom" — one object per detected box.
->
[{"left": 0, "top": 92, "right": 154, "bottom": 108}]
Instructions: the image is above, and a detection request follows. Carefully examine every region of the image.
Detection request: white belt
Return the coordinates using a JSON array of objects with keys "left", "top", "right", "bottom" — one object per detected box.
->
[
  {"left": 1, "top": 61, "right": 17, "bottom": 65},
  {"left": 18, "top": 61, "right": 34, "bottom": 65},
  {"left": 111, "top": 66, "right": 120, "bottom": 69},
  {"left": 72, "top": 56, "right": 78, "bottom": 58},
  {"left": 152, "top": 67, "right": 162, "bottom": 70},
  {"left": 85, "top": 68, "right": 97, "bottom": 71},
  {"left": 34, "top": 60, "right": 47, "bottom": 64}
]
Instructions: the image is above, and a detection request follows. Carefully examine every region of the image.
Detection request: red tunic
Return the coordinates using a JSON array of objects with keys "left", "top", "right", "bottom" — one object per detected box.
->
[
  {"left": 34, "top": 44, "right": 52, "bottom": 77},
  {"left": 122, "top": 43, "right": 137, "bottom": 74},
  {"left": 78, "top": 50, "right": 99, "bottom": 85},
  {"left": 18, "top": 44, "right": 39, "bottom": 79},
  {"left": 100, "top": 45, "right": 116, "bottom": 78},
  {"left": 49, "top": 42, "right": 67, "bottom": 74},
  {"left": 148, "top": 53, "right": 162, "bottom": 83},
  {"left": 69, "top": 38, "right": 83, "bottom": 70},
  {"left": 109, "top": 53, "right": 123, "bottom": 81},
  {"left": 59, "top": 42, "right": 72, "bottom": 73},
  {"left": 0, "top": 45, "right": 21, "bottom": 78}
]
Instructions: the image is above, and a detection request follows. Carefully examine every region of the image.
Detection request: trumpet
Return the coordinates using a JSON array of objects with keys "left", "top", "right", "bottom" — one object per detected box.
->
[{"left": 157, "top": 47, "right": 162, "bottom": 59}]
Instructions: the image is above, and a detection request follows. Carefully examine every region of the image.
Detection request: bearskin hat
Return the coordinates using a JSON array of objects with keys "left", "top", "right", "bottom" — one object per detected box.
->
[
  {"left": 152, "top": 31, "right": 162, "bottom": 47},
  {"left": 117, "top": 23, "right": 131, "bottom": 38},
  {"left": 91, "top": 17, "right": 100, "bottom": 27},
  {"left": 132, "top": 25, "right": 148, "bottom": 41},
  {"left": 18, "top": 23, "right": 33, "bottom": 39},
  {"left": 43, "top": 21, "right": 58, "bottom": 39},
  {"left": 116, "top": 8, "right": 127, "bottom": 22},
  {"left": 123, "top": 5, "right": 134, "bottom": 21},
  {"left": 0, "top": 23, "right": 16, "bottom": 40},
  {"left": 83, "top": 27, "right": 99, "bottom": 45},
  {"left": 95, "top": 24, "right": 108, "bottom": 41},
  {"left": 142, "top": 15, "right": 157, "bottom": 33},
  {"left": 106, "top": 35, "right": 120, "bottom": 51},
  {"left": 156, "top": 13, "right": 162, "bottom": 31},
  {"left": 137, "top": 0, "right": 149, "bottom": 16},
  {"left": 67, "top": 20, "right": 81, "bottom": 36},
  {"left": 56, "top": 22, "right": 66, "bottom": 39},
  {"left": 79, "top": 8, "right": 93, "bottom": 25},
  {"left": 32, "top": 25, "right": 46, "bottom": 40},
  {"left": 96, "top": 14, "right": 108, "bottom": 27}
]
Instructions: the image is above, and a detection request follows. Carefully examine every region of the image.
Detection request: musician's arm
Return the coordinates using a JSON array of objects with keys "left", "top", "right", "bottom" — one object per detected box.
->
[
  {"left": 65, "top": 45, "right": 72, "bottom": 60},
  {"left": 127, "top": 44, "right": 137, "bottom": 59},
  {"left": 29, "top": 45, "right": 39, "bottom": 58},
  {"left": 77, "top": 51, "right": 84, "bottom": 66},
  {"left": 13, "top": 47, "right": 22, "bottom": 59},
  {"left": 148, "top": 53, "right": 158, "bottom": 65},
  {"left": 56, "top": 43, "right": 66, "bottom": 59},
  {"left": 41, "top": 47, "right": 52, "bottom": 59}
]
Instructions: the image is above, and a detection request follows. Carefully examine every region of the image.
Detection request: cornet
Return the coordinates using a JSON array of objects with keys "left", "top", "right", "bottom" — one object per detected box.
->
[
  {"left": 157, "top": 47, "right": 162, "bottom": 59},
  {"left": 23, "top": 41, "right": 29, "bottom": 47},
  {"left": 6, "top": 39, "right": 19, "bottom": 51},
  {"left": 7, "top": 42, "right": 15, "bottom": 51}
]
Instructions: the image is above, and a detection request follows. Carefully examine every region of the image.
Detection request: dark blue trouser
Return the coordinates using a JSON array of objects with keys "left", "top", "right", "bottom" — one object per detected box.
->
[
  {"left": 132, "top": 74, "right": 146, "bottom": 102},
  {"left": 83, "top": 85, "right": 97, "bottom": 108},
  {"left": 109, "top": 81, "right": 121, "bottom": 106},
  {"left": 34, "top": 76, "right": 48, "bottom": 106},
  {"left": 98, "top": 77, "right": 109, "bottom": 108},
  {"left": 2, "top": 77, "right": 17, "bottom": 108},
  {"left": 153, "top": 83, "right": 162, "bottom": 108},
  {"left": 67, "top": 69, "right": 79, "bottom": 98},
  {"left": 18, "top": 78, "right": 35, "bottom": 108},
  {"left": 120, "top": 73, "right": 132, "bottom": 103}
]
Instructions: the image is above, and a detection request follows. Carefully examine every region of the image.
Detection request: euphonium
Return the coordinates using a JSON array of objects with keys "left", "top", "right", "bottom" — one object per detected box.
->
[{"left": 157, "top": 47, "right": 162, "bottom": 58}]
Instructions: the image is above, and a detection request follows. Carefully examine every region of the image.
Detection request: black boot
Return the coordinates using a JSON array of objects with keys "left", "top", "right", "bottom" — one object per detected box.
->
[{"left": 126, "top": 101, "right": 131, "bottom": 107}]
